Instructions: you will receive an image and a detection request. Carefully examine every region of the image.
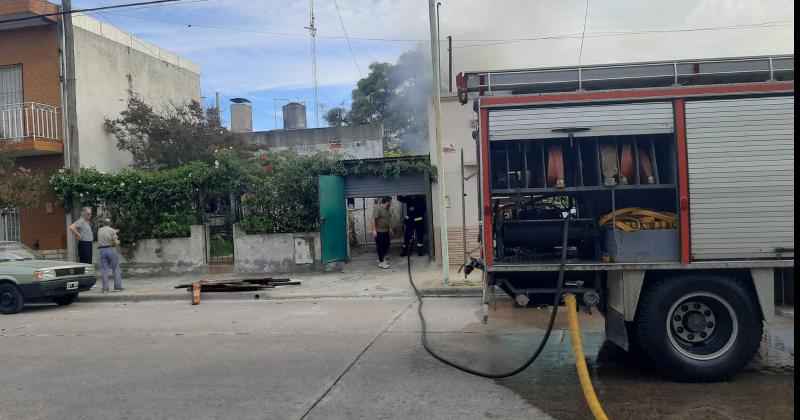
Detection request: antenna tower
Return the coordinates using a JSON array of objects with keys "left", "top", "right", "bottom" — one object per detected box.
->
[{"left": 306, "top": 0, "right": 320, "bottom": 127}]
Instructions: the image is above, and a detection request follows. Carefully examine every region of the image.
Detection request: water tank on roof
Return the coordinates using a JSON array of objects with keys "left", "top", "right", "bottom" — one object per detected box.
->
[
  {"left": 230, "top": 98, "right": 252, "bottom": 133},
  {"left": 282, "top": 102, "right": 307, "bottom": 129}
]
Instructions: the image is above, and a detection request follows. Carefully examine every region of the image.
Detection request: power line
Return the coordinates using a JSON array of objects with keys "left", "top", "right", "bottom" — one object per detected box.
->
[
  {"left": 0, "top": 0, "right": 206, "bottom": 24},
  {"left": 455, "top": 21, "right": 794, "bottom": 48},
  {"left": 577, "top": 0, "right": 590, "bottom": 65},
  {"left": 333, "top": 0, "right": 363, "bottom": 78},
  {"left": 102, "top": 12, "right": 793, "bottom": 45}
]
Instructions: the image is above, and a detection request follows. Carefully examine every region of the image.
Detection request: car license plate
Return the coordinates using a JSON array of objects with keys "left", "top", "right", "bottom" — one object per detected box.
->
[{"left": 66, "top": 281, "right": 79, "bottom": 291}]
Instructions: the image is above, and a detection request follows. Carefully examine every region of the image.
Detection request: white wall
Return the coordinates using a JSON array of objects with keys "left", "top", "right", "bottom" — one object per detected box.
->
[
  {"left": 91, "top": 225, "right": 205, "bottom": 276},
  {"left": 428, "top": 93, "right": 481, "bottom": 264},
  {"left": 233, "top": 225, "right": 322, "bottom": 273},
  {"left": 72, "top": 15, "right": 201, "bottom": 172}
]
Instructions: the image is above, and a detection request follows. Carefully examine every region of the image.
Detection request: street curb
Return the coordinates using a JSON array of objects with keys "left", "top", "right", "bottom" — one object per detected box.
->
[
  {"left": 76, "top": 287, "right": 483, "bottom": 303},
  {"left": 419, "top": 287, "right": 483, "bottom": 298}
]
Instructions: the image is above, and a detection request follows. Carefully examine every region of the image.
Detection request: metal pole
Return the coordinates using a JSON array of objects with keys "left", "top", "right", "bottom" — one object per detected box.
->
[
  {"left": 436, "top": 2, "right": 442, "bottom": 91},
  {"left": 461, "top": 148, "right": 467, "bottom": 277},
  {"left": 63, "top": 0, "right": 81, "bottom": 262},
  {"left": 63, "top": 0, "right": 79, "bottom": 174},
  {"left": 363, "top": 198, "right": 367, "bottom": 251},
  {"left": 448, "top": 36, "right": 454, "bottom": 93},
  {"left": 429, "top": 0, "right": 450, "bottom": 282}
]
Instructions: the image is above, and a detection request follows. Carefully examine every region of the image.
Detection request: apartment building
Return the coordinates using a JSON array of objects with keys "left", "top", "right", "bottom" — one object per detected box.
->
[{"left": 0, "top": 0, "right": 201, "bottom": 260}]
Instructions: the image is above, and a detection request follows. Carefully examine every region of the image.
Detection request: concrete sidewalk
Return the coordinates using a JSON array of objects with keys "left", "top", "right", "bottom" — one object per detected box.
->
[{"left": 80, "top": 252, "right": 483, "bottom": 303}]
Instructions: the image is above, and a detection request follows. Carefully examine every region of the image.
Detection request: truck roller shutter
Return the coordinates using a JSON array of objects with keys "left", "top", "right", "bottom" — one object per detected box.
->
[
  {"left": 344, "top": 174, "right": 428, "bottom": 198},
  {"left": 686, "top": 96, "right": 794, "bottom": 260},
  {"left": 488, "top": 102, "right": 674, "bottom": 141}
]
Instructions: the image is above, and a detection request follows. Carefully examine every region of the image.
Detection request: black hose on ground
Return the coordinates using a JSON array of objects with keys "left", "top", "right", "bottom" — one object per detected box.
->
[{"left": 407, "top": 218, "right": 571, "bottom": 379}]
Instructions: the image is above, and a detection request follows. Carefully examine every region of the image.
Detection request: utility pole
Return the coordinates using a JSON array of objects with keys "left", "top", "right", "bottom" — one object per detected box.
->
[
  {"left": 429, "top": 0, "right": 450, "bottom": 282},
  {"left": 62, "top": 0, "right": 79, "bottom": 174},
  {"left": 306, "top": 0, "right": 320, "bottom": 128},
  {"left": 215, "top": 92, "right": 220, "bottom": 118},
  {"left": 62, "top": 0, "right": 81, "bottom": 262},
  {"left": 448, "top": 36, "right": 453, "bottom": 92},
  {"left": 436, "top": 2, "right": 442, "bottom": 90}
]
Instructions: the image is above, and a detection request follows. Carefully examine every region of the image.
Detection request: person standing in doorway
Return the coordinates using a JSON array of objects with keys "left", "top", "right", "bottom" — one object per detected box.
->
[
  {"left": 397, "top": 195, "right": 427, "bottom": 257},
  {"left": 371, "top": 196, "right": 393, "bottom": 269},
  {"left": 97, "top": 218, "right": 123, "bottom": 293},
  {"left": 69, "top": 207, "right": 93, "bottom": 264}
]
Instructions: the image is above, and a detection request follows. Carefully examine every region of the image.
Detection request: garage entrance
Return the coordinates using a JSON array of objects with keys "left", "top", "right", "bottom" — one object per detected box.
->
[{"left": 318, "top": 157, "right": 435, "bottom": 271}]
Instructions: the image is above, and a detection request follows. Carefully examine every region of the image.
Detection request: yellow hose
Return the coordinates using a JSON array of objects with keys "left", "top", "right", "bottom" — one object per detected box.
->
[{"left": 564, "top": 294, "right": 610, "bottom": 420}]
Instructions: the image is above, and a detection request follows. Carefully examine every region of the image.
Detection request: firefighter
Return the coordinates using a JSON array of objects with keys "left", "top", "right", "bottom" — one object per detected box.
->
[{"left": 398, "top": 195, "right": 426, "bottom": 256}]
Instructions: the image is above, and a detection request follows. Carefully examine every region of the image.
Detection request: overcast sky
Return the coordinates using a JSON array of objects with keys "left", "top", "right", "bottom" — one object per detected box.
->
[{"left": 70, "top": 0, "right": 794, "bottom": 131}]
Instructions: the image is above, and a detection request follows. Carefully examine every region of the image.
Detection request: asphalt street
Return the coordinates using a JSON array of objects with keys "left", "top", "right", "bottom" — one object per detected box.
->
[{"left": 0, "top": 298, "right": 794, "bottom": 420}]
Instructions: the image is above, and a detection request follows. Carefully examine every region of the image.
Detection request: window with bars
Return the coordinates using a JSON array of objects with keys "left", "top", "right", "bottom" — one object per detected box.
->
[
  {"left": 0, "top": 210, "right": 22, "bottom": 243},
  {"left": 0, "top": 65, "right": 23, "bottom": 106},
  {"left": 0, "top": 65, "right": 24, "bottom": 141}
]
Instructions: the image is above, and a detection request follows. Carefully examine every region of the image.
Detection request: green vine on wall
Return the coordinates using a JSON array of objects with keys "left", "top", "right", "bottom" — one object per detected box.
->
[
  {"left": 343, "top": 157, "right": 437, "bottom": 183},
  {"left": 51, "top": 151, "right": 438, "bottom": 244}
]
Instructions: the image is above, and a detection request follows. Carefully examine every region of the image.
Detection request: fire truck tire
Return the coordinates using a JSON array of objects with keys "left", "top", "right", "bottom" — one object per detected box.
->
[{"left": 634, "top": 274, "right": 762, "bottom": 383}]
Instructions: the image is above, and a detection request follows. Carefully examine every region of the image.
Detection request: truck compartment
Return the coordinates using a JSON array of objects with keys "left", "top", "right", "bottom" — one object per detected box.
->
[{"left": 488, "top": 133, "right": 678, "bottom": 264}]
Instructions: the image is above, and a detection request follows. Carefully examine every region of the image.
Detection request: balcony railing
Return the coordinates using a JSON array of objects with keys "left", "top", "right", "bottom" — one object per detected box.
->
[{"left": 0, "top": 102, "right": 61, "bottom": 142}]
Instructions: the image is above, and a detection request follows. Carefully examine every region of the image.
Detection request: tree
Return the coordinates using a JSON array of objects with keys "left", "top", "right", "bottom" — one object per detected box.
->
[
  {"left": 104, "top": 95, "right": 245, "bottom": 170},
  {"left": 335, "top": 50, "right": 433, "bottom": 153},
  {"left": 323, "top": 107, "right": 349, "bottom": 127},
  {"left": 0, "top": 150, "right": 45, "bottom": 215}
]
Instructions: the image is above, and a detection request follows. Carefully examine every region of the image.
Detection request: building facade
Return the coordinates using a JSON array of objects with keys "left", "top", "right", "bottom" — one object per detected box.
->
[
  {"left": 0, "top": 1, "right": 200, "bottom": 259},
  {"left": 240, "top": 122, "right": 385, "bottom": 159},
  {"left": 428, "top": 93, "right": 481, "bottom": 267}
]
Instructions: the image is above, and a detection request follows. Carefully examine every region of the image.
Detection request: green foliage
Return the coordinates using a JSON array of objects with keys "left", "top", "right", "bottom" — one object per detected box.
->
[
  {"left": 345, "top": 158, "right": 437, "bottom": 183},
  {"left": 104, "top": 95, "right": 246, "bottom": 170},
  {"left": 0, "top": 149, "right": 45, "bottom": 214},
  {"left": 50, "top": 150, "right": 245, "bottom": 253},
  {"left": 210, "top": 234, "right": 234, "bottom": 257},
  {"left": 51, "top": 150, "right": 437, "bottom": 244},
  {"left": 152, "top": 211, "right": 195, "bottom": 239},
  {"left": 323, "top": 107, "right": 349, "bottom": 128},
  {"left": 239, "top": 151, "right": 343, "bottom": 234}
]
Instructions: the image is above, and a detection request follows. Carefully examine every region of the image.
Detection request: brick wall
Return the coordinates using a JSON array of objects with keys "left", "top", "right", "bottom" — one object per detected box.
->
[
  {"left": 16, "top": 154, "right": 67, "bottom": 250},
  {"left": 0, "top": 24, "right": 62, "bottom": 107},
  {"left": 0, "top": 0, "right": 59, "bottom": 19},
  {"left": 1, "top": 18, "right": 66, "bottom": 252}
]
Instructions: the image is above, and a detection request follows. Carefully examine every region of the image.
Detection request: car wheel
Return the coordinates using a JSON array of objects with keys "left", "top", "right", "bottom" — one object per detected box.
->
[
  {"left": 634, "top": 274, "right": 763, "bottom": 383},
  {"left": 53, "top": 294, "right": 78, "bottom": 306},
  {"left": 0, "top": 283, "right": 25, "bottom": 315}
]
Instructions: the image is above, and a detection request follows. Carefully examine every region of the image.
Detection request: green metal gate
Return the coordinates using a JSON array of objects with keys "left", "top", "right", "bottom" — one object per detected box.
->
[{"left": 318, "top": 175, "right": 348, "bottom": 264}]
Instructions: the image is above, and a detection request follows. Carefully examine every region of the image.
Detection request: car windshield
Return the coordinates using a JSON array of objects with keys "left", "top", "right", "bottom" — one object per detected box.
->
[{"left": 0, "top": 242, "right": 38, "bottom": 262}]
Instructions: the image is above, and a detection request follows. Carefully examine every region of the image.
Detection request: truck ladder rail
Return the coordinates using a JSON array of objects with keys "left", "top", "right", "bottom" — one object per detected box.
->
[{"left": 457, "top": 55, "right": 794, "bottom": 103}]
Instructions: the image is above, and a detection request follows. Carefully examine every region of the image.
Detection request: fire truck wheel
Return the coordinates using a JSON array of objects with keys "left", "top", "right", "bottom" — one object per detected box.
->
[{"left": 634, "top": 274, "right": 763, "bottom": 383}]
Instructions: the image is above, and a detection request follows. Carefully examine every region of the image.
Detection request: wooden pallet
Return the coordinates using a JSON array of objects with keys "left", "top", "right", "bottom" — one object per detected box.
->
[{"left": 175, "top": 277, "right": 301, "bottom": 305}]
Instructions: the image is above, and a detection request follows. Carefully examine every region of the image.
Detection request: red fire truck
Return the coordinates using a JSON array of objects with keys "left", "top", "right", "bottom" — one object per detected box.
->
[{"left": 456, "top": 55, "right": 794, "bottom": 381}]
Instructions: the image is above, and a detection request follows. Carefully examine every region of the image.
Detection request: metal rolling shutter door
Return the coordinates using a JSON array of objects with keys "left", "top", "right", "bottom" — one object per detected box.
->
[
  {"left": 686, "top": 96, "right": 794, "bottom": 260},
  {"left": 344, "top": 174, "right": 428, "bottom": 198},
  {"left": 489, "top": 102, "right": 674, "bottom": 141}
]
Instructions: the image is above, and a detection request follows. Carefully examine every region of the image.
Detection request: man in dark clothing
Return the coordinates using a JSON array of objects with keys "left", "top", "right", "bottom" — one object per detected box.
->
[{"left": 397, "top": 195, "right": 426, "bottom": 256}]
